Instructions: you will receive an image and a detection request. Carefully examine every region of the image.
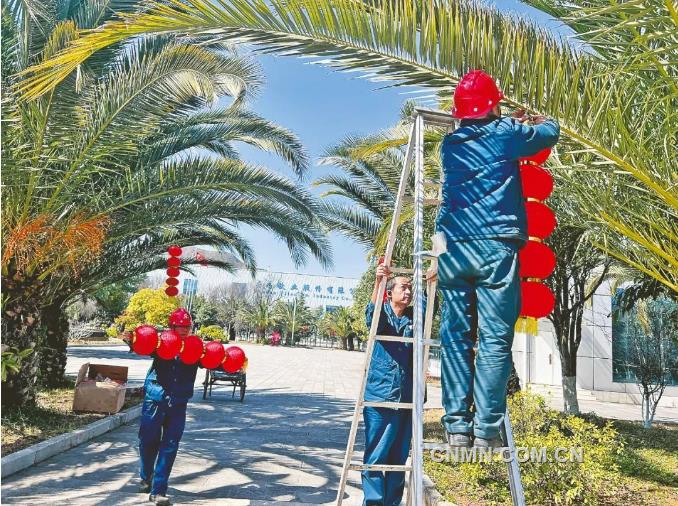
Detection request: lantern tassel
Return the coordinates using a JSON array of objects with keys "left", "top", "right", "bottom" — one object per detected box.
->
[{"left": 515, "top": 316, "right": 538, "bottom": 335}]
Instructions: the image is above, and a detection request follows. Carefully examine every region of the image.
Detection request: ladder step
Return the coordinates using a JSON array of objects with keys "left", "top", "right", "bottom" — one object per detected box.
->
[
  {"left": 349, "top": 464, "right": 412, "bottom": 471},
  {"left": 374, "top": 335, "right": 440, "bottom": 347},
  {"left": 363, "top": 401, "right": 413, "bottom": 409}
]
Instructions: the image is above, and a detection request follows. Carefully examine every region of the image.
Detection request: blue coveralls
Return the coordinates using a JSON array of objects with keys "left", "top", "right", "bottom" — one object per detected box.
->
[
  {"left": 363, "top": 300, "right": 425, "bottom": 506},
  {"left": 139, "top": 357, "right": 199, "bottom": 495},
  {"left": 436, "top": 116, "right": 560, "bottom": 439}
]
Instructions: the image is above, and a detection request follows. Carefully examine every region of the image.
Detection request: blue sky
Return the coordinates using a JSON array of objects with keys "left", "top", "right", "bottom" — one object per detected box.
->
[{"left": 234, "top": 1, "right": 568, "bottom": 279}]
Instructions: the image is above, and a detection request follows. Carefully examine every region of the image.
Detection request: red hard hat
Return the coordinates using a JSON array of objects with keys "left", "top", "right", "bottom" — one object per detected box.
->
[
  {"left": 452, "top": 70, "right": 503, "bottom": 119},
  {"left": 168, "top": 307, "right": 192, "bottom": 327}
]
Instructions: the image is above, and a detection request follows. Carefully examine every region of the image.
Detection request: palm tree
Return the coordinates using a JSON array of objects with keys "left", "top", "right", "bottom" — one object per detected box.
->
[
  {"left": 1, "top": 0, "right": 331, "bottom": 406},
  {"left": 18, "top": 0, "right": 677, "bottom": 293},
  {"left": 240, "top": 300, "right": 276, "bottom": 341},
  {"left": 273, "top": 294, "right": 311, "bottom": 345},
  {"left": 315, "top": 101, "right": 443, "bottom": 268},
  {"left": 318, "top": 307, "right": 356, "bottom": 350}
]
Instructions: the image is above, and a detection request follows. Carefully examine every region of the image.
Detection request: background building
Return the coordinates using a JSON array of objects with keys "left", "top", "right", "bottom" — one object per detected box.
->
[{"left": 152, "top": 247, "right": 360, "bottom": 311}]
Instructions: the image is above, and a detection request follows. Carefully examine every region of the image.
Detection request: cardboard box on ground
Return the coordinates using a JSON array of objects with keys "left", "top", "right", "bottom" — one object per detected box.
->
[{"left": 72, "top": 363, "right": 128, "bottom": 414}]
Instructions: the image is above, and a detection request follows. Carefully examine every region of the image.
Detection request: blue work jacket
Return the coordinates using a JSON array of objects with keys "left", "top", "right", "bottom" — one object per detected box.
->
[
  {"left": 364, "top": 301, "right": 426, "bottom": 403},
  {"left": 436, "top": 116, "right": 560, "bottom": 244},
  {"left": 144, "top": 357, "right": 199, "bottom": 404}
]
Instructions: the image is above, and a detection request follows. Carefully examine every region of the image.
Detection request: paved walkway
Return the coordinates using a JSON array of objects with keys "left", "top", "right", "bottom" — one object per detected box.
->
[
  {"left": 2, "top": 344, "right": 677, "bottom": 505},
  {"left": 2, "top": 344, "right": 375, "bottom": 505}
]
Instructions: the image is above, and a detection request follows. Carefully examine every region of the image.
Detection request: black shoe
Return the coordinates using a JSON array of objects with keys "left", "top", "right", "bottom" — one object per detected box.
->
[
  {"left": 149, "top": 494, "right": 171, "bottom": 505},
  {"left": 138, "top": 479, "right": 152, "bottom": 493}
]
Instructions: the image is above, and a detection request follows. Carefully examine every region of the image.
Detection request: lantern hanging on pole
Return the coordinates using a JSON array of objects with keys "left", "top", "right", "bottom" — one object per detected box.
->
[
  {"left": 165, "top": 247, "right": 182, "bottom": 297},
  {"left": 518, "top": 240, "right": 556, "bottom": 279},
  {"left": 520, "top": 163, "right": 553, "bottom": 201},
  {"left": 522, "top": 147, "right": 551, "bottom": 165},
  {"left": 516, "top": 147, "right": 557, "bottom": 331},
  {"left": 520, "top": 281, "right": 556, "bottom": 319},
  {"left": 525, "top": 200, "right": 557, "bottom": 239}
]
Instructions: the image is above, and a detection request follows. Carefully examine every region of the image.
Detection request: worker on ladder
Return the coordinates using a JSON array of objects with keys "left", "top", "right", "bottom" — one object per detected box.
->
[
  {"left": 362, "top": 262, "right": 425, "bottom": 505},
  {"left": 436, "top": 70, "right": 559, "bottom": 449}
]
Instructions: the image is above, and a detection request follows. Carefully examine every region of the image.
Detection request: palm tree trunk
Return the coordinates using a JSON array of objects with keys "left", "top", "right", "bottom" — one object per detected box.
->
[
  {"left": 38, "top": 298, "right": 70, "bottom": 387},
  {"left": 1, "top": 271, "right": 43, "bottom": 408}
]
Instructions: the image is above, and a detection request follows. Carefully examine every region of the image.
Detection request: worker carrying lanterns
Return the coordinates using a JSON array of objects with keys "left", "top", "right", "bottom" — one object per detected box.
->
[
  {"left": 126, "top": 303, "right": 247, "bottom": 505},
  {"left": 435, "top": 70, "right": 560, "bottom": 450}
]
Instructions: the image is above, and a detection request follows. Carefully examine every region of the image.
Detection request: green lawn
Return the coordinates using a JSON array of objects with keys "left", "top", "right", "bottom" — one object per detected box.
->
[
  {"left": 1, "top": 378, "right": 144, "bottom": 455},
  {"left": 423, "top": 408, "right": 678, "bottom": 506}
]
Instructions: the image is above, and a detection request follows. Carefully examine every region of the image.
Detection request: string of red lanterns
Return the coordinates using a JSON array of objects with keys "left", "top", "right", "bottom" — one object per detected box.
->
[
  {"left": 165, "top": 245, "right": 182, "bottom": 297},
  {"left": 518, "top": 148, "right": 557, "bottom": 321},
  {"left": 131, "top": 324, "right": 247, "bottom": 372}
]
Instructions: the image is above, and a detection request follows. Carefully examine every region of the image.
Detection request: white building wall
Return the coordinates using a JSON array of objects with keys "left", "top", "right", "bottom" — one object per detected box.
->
[{"left": 512, "top": 282, "right": 678, "bottom": 408}]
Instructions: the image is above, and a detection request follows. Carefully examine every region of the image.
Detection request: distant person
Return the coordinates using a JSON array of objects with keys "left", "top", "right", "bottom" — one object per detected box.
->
[{"left": 436, "top": 70, "right": 560, "bottom": 449}]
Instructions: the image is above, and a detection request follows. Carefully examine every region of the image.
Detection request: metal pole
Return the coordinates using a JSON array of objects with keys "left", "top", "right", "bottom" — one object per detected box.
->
[
  {"left": 411, "top": 113, "right": 425, "bottom": 506},
  {"left": 502, "top": 411, "right": 526, "bottom": 506},
  {"left": 291, "top": 297, "right": 297, "bottom": 345}
]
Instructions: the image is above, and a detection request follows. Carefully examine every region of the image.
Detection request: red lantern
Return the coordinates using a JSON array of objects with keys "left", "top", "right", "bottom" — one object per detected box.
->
[
  {"left": 157, "top": 330, "right": 182, "bottom": 360},
  {"left": 166, "top": 267, "right": 180, "bottom": 277},
  {"left": 519, "top": 240, "right": 556, "bottom": 279},
  {"left": 167, "top": 257, "right": 180, "bottom": 268},
  {"left": 222, "top": 346, "right": 246, "bottom": 373},
  {"left": 520, "top": 164, "right": 553, "bottom": 201},
  {"left": 200, "top": 341, "right": 226, "bottom": 369},
  {"left": 520, "top": 281, "right": 555, "bottom": 318},
  {"left": 179, "top": 335, "right": 204, "bottom": 365},
  {"left": 165, "top": 277, "right": 179, "bottom": 287},
  {"left": 133, "top": 325, "right": 158, "bottom": 355},
  {"left": 522, "top": 148, "right": 551, "bottom": 165},
  {"left": 168, "top": 245, "right": 182, "bottom": 257},
  {"left": 165, "top": 286, "right": 179, "bottom": 297},
  {"left": 525, "top": 201, "right": 556, "bottom": 239}
]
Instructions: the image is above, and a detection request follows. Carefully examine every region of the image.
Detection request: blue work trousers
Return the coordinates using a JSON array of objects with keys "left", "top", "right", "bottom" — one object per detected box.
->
[
  {"left": 437, "top": 239, "right": 521, "bottom": 439},
  {"left": 138, "top": 397, "right": 188, "bottom": 495},
  {"left": 362, "top": 407, "right": 412, "bottom": 506}
]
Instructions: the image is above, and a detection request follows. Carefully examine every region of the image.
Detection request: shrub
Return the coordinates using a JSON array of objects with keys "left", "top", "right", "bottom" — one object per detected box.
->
[
  {"left": 197, "top": 325, "right": 227, "bottom": 342},
  {"left": 456, "top": 392, "right": 622, "bottom": 505},
  {"left": 113, "top": 288, "right": 179, "bottom": 330}
]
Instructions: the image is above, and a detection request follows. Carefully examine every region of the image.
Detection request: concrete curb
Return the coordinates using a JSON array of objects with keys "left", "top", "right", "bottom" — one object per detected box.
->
[
  {"left": 424, "top": 472, "right": 457, "bottom": 506},
  {"left": 1, "top": 404, "right": 142, "bottom": 478}
]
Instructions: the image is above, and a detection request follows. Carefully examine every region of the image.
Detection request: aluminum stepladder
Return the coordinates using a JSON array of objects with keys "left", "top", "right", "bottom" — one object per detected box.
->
[{"left": 335, "top": 107, "right": 526, "bottom": 506}]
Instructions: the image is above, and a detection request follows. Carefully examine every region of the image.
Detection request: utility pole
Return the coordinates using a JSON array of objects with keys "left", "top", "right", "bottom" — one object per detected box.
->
[{"left": 290, "top": 296, "right": 297, "bottom": 345}]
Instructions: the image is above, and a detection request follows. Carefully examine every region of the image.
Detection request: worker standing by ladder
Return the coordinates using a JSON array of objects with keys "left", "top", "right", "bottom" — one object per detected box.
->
[
  {"left": 362, "top": 263, "right": 431, "bottom": 505},
  {"left": 436, "top": 70, "right": 560, "bottom": 449}
]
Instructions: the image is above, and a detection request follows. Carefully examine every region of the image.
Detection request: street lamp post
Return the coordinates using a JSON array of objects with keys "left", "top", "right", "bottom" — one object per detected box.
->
[{"left": 290, "top": 297, "right": 297, "bottom": 345}]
